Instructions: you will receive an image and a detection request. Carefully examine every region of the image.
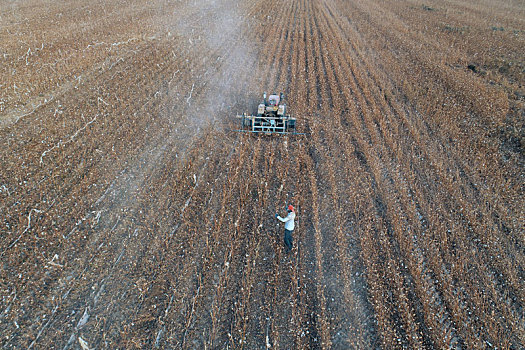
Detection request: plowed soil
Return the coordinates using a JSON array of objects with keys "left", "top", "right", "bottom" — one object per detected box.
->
[{"left": 1, "top": 0, "right": 524, "bottom": 348}]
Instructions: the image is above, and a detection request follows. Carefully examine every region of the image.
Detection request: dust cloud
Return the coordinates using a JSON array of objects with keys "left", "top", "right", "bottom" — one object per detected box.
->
[
  {"left": 169, "top": 0, "right": 259, "bottom": 127},
  {"left": 93, "top": 0, "right": 259, "bottom": 224}
]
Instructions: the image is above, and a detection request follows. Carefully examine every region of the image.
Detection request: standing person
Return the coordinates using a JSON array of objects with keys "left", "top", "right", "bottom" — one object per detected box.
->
[{"left": 275, "top": 204, "right": 296, "bottom": 252}]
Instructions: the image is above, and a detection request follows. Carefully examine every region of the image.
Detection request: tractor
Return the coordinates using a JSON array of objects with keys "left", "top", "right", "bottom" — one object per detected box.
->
[{"left": 236, "top": 92, "right": 298, "bottom": 134}]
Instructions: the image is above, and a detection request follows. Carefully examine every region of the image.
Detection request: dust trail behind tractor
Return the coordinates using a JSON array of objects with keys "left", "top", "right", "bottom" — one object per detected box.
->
[{"left": 235, "top": 92, "right": 303, "bottom": 135}]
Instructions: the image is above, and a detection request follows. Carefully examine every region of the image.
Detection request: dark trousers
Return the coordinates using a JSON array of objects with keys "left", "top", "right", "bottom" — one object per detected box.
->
[{"left": 284, "top": 229, "right": 293, "bottom": 251}]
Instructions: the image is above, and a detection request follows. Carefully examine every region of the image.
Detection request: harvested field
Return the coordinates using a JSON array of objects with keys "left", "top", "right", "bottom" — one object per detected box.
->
[{"left": 1, "top": 0, "right": 524, "bottom": 348}]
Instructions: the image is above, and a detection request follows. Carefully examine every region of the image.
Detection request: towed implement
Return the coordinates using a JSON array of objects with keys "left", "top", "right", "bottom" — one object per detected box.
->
[{"left": 235, "top": 92, "right": 301, "bottom": 134}]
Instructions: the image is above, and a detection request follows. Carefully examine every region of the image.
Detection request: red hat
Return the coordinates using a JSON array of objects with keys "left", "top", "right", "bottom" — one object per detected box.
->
[{"left": 288, "top": 204, "right": 294, "bottom": 211}]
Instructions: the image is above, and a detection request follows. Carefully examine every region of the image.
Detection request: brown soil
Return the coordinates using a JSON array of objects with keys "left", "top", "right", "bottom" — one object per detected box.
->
[{"left": 1, "top": 0, "right": 523, "bottom": 348}]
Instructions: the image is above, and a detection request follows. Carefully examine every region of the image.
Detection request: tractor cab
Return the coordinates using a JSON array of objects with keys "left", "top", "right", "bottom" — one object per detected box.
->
[{"left": 267, "top": 94, "right": 280, "bottom": 106}]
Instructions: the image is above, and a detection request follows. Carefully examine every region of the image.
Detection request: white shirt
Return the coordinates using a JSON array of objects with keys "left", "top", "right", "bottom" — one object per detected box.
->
[{"left": 277, "top": 211, "right": 295, "bottom": 231}]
